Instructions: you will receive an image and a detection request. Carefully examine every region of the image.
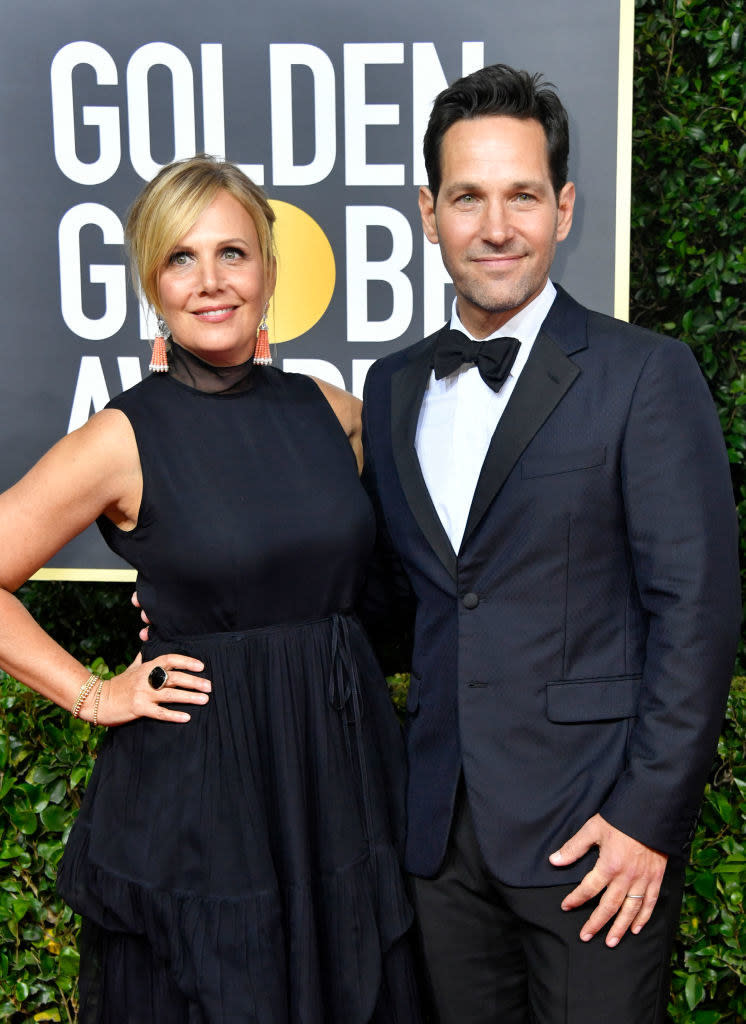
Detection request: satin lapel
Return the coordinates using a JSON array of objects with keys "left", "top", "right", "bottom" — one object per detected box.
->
[
  {"left": 391, "top": 334, "right": 458, "bottom": 580},
  {"left": 462, "top": 329, "right": 580, "bottom": 544}
]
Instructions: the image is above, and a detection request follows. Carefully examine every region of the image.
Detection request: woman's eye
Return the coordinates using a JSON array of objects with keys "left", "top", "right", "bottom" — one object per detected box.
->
[
  {"left": 169, "top": 251, "right": 190, "bottom": 266},
  {"left": 223, "top": 247, "right": 244, "bottom": 261}
]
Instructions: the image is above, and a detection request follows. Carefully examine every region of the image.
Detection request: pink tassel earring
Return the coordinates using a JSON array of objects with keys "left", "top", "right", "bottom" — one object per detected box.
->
[
  {"left": 149, "top": 318, "right": 169, "bottom": 373},
  {"left": 254, "top": 306, "right": 272, "bottom": 366}
]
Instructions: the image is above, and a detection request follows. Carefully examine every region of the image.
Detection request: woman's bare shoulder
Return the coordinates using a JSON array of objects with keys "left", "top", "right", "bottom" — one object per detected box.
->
[
  {"left": 0, "top": 409, "right": 141, "bottom": 589},
  {"left": 308, "top": 376, "right": 363, "bottom": 473}
]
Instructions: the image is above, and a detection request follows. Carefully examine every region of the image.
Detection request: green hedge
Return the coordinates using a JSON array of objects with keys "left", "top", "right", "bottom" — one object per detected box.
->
[
  {"left": 631, "top": 0, "right": 746, "bottom": 669},
  {"left": 669, "top": 679, "right": 746, "bottom": 1022},
  {"left": 0, "top": 666, "right": 110, "bottom": 1021}
]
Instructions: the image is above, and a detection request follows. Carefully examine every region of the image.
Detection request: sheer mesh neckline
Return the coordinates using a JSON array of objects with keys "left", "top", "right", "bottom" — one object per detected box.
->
[{"left": 166, "top": 340, "right": 256, "bottom": 394}]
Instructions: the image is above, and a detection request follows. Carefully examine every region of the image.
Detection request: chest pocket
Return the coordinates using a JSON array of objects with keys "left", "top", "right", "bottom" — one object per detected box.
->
[{"left": 521, "top": 445, "right": 606, "bottom": 479}]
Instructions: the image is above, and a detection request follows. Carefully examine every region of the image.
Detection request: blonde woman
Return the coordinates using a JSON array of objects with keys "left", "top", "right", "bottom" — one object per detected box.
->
[{"left": 0, "top": 156, "right": 420, "bottom": 1022}]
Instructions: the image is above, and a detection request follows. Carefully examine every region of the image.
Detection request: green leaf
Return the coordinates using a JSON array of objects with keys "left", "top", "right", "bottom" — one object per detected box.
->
[
  {"left": 70, "top": 766, "right": 89, "bottom": 787},
  {"left": 58, "top": 945, "right": 80, "bottom": 977},
  {"left": 708, "top": 790, "right": 735, "bottom": 824},
  {"left": 11, "top": 896, "right": 31, "bottom": 922},
  {"left": 48, "top": 778, "right": 67, "bottom": 805},
  {"left": 6, "top": 807, "right": 37, "bottom": 836},
  {"left": 692, "top": 871, "right": 718, "bottom": 900},
  {"left": 685, "top": 974, "right": 704, "bottom": 1011},
  {"left": 26, "top": 765, "right": 61, "bottom": 786},
  {"left": 0, "top": 840, "right": 25, "bottom": 861},
  {"left": 714, "top": 856, "right": 746, "bottom": 874},
  {"left": 35, "top": 840, "right": 64, "bottom": 864},
  {"left": 39, "top": 806, "right": 70, "bottom": 833}
]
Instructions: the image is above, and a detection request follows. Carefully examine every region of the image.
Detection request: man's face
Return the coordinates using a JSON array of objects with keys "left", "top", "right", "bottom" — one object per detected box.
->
[{"left": 419, "top": 115, "right": 575, "bottom": 338}]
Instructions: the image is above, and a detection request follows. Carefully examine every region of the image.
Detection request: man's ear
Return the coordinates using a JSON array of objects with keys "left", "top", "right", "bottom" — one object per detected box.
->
[
  {"left": 556, "top": 181, "right": 575, "bottom": 242},
  {"left": 419, "top": 186, "right": 439, "bottom": 244}
]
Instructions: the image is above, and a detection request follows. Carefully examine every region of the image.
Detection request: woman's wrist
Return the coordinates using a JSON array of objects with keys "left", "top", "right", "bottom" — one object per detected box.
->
[{"left": 71, "top": 671, "right": 101, "bottom": 719}]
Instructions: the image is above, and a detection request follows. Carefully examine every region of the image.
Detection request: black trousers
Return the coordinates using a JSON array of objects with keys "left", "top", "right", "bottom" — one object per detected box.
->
[{"left": 411, "top": 788, "right": 685, "bottom": 1024}]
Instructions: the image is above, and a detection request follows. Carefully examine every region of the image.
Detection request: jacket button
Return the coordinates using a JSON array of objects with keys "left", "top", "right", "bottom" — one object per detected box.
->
[{"left": 462, "top": 592, "right": 479, "bottom": 609}]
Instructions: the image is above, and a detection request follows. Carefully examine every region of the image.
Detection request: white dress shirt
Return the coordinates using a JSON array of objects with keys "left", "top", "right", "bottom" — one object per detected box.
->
[{"left": 415, "top": 280, "right": 557, "bottom": 553}]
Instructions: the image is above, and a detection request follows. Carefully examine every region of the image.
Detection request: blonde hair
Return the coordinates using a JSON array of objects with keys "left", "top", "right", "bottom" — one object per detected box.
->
[{"left": 125, "top": 155, "right": 276, "bottom": 316}]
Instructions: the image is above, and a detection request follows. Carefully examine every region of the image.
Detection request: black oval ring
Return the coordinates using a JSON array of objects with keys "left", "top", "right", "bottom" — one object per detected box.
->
[{"left": 148, "top": 665, "right": 168, "bottom": 690}]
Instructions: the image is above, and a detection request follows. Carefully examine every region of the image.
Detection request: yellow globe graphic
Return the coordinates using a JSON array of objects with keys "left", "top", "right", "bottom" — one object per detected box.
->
[{"left": 267, "top": 200, "right": 336, "bottom": 343}]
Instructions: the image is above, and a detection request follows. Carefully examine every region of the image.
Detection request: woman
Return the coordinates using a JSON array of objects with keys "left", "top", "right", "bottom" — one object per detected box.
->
[{"left": 0, "top": 156, "right": 420, "bottom": 1022}]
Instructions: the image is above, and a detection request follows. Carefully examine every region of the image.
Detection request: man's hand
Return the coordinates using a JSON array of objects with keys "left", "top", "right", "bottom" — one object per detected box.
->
[
  {"left": 549, "top": 814, "right": 668, "bottom": 947},
  {"left": 131, "top": 590, "right": 150, "bottom": 642}
]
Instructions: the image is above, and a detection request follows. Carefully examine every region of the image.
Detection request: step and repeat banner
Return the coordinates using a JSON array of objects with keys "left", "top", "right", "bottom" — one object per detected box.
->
[{"left": 0, "top": 0, "right": 632, "bottom": 576}]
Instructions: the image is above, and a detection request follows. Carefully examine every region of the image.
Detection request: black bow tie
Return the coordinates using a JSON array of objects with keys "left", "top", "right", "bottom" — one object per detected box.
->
[{"left": 433, "top": 329, "right": 521, "bottom": 392}]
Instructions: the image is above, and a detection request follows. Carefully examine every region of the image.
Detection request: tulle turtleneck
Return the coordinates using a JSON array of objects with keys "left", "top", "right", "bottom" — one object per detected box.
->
[{"left": 166, "top": 339, "right": 257, "bottom": 394}]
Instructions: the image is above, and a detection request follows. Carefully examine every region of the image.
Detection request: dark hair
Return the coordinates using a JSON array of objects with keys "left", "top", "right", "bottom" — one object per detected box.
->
[{"left": 423, "top": 63, "right": 569, "bottom": 199}]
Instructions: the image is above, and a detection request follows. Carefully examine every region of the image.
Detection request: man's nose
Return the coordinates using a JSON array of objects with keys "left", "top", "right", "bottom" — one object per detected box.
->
[{"left": 481, "top": 201, "right": 514, "bottom": 244}]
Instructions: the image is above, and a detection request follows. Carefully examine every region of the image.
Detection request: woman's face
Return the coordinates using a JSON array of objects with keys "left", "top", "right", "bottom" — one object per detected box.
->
[{"left": 158, "top": 190, "right": 275, "bottom": 366}]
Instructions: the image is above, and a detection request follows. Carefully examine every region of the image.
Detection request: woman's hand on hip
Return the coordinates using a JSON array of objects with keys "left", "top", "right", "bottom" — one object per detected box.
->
[{"left": 85, "top": 652, "right": 211, "bottom": 726}]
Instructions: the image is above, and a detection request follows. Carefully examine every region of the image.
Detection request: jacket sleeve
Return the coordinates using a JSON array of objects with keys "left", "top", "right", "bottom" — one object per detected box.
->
[{"left": 598, "top": 338, "right": 741, "bottom": 856}]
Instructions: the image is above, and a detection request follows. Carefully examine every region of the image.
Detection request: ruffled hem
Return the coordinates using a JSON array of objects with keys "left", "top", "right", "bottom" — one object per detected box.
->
[{"left": 58, "top": 819, "right": 413, "bottom": 1023}]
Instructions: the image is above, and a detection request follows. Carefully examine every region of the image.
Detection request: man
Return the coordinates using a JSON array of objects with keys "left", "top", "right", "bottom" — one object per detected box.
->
[{"left": 361, "top": 64, "right": 741, "bottom": 1023}]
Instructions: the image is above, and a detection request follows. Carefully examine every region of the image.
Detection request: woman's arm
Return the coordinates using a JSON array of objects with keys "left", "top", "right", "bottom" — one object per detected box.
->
[{"left": 0, "top": 410, "right": 210, "bottom": 725}]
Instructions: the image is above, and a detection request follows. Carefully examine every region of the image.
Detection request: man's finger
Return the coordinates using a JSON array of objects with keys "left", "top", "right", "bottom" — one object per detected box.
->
[
  {"left": 549, "top": 819, "right": 601, "bottom": 867},
  {"left": 603, "top": 894, "right": 648, "bottom": 946},
  {"left": 630, "top": 885, "right": 660, "bottom": 935},
  {"left": 560, "top": 867, "right": 610, "bottom": 911},
  {"left": 580, "top": 888, "right": 639, "bottom": 944}
]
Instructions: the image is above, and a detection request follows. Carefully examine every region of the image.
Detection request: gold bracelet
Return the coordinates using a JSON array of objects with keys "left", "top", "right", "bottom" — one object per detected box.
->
[
  {"left": 72, "top": 672, "right": 99, "bottom": 718},
  {"left": 92, "top": 676, "right": 106, "bottom": 727}
]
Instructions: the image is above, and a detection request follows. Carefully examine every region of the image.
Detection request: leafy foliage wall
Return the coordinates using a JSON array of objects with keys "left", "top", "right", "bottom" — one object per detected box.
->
[{"left": 631, "top": 0, "right": 745, "bottom": 671}]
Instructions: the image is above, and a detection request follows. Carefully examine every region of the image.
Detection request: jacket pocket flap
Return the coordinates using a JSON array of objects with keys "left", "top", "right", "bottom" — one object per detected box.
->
[
  {"left": 521, "top": 445, "right": 606, "bottom": 479},
  {"left": 546, "top": 674, "right": 641, "bottom": 723}
]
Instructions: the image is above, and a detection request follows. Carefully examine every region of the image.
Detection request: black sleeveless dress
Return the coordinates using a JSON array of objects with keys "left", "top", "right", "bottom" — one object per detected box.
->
[{"left": 57, "top": 365, "right": 419, "bottom": 1023}]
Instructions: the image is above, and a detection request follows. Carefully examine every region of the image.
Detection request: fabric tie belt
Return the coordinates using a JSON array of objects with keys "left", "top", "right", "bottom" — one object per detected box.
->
[{"left": 328, "top": 613, "right": 376, "bottom": 856}]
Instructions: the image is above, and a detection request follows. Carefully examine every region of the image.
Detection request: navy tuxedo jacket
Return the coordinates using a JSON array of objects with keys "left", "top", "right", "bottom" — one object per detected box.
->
[{"left": 362, "top": 285, "right": 741, "bottom": 886}]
